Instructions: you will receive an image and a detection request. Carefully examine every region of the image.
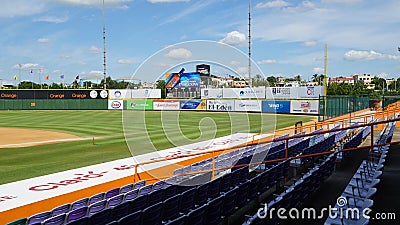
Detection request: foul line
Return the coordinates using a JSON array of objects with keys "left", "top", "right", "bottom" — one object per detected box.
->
[{"left": 0, "top": 137, "right": 89, "bottom": 148}]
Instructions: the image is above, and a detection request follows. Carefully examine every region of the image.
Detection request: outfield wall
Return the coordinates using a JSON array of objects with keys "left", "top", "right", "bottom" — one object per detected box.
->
[
  {"left": 116, "top": 99, "right": 319, "bottom": 115},
  {"left": 0, "top": 90, "right": 109, "bottom": 110},
  {"left": 0, "top": 89, "right": 320, "bottom": 115}
]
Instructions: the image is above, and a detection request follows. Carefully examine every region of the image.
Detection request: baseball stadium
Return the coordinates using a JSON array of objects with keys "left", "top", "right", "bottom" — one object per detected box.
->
[
  {"left": 2, "top": 1, "right": 400, "bottom": 225},
  {"left": 1, "top": 85, "right": 400, "bottom": 225}
]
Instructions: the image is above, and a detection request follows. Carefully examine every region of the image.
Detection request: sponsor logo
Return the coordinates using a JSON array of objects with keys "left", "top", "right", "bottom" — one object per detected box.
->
[
  {"left": 1, "top": 93, "right": 17, "bottom": 99},
  {"left": 29, "top": 171, "right": 108, "bottom": 191},
  {"left": 100, "top": 90, "right": 108, "bottom": 98},
  {"left": 240, "top": 91, "right": 245, "bottom": 97},
  {"left": 306, "top": 87, "right": 315, "bottom": 96},
  {"left": 268, "top": 103, "right": 282, "bottom": 109},
  {"left": 114, "top": 90, "right": 122, "bottom": 98},
  {"left": 272, "top": 87, "right": 290, "bottom": 95},
  {"left": 49, "top": 94, "right": 65, "bottom": 99},
  {"left": 72, "top": 93, "right": 87, "bottom": 99},
  {"left": 111, "top": 101, "right": 122, "bottom": 109},
  {"left": 90, "top": 90, "right": 98, "bottom": 98}
]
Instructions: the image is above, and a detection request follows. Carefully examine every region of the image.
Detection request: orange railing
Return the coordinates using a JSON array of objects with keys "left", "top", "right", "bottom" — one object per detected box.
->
[{"left": 132, "top": 101, "right": 400, "bottom": 183}]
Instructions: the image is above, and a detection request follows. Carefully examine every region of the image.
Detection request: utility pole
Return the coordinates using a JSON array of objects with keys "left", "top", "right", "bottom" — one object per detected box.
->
[
  {"left": 102, "top": 0, "right": 107, "bottom": 89},
  {"left": 248, "top": 0, "right": 252, "bottom": 88}
]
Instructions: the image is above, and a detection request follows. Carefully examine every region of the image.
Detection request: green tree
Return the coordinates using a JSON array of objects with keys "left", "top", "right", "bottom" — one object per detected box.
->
[{"left": 156, "top": 80, "right": 166, "bottom": 99}]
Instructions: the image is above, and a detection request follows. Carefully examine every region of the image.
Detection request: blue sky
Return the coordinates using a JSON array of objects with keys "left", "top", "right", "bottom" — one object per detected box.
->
[{"left": 0, "top": 0, "right": 400, "bottom": 85}]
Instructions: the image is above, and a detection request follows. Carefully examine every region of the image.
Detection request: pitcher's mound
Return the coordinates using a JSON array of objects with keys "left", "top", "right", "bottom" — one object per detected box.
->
[{"left": 0, "top": 128, "right": 85, "bottom": 148}]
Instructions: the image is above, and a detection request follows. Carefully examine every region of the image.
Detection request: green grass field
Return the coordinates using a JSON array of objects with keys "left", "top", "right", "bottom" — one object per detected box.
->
[{"left": 0, "top": 110, "right": 314, "bottom": 184}]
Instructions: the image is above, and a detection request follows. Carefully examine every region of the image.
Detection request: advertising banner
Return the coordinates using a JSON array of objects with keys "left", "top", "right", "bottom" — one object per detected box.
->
[
  {"left": 0, "top": 90, "right": 108, "bottom": 100},
  {"left": 109, "top": 89, "right": 130, "bottom": 99},
  {"left": 234, "top": 100, "right": 262, "bottom": 112},
  {"left": 201, "top": 88, "right": 223, "bottom": 99},
  {"left": 180, "top": 100, "right": 207, "bottom": 110},
  {"left": 126, "top": 100, "right": 153, "bottom": 110},
  {"left": 265, "top": 87, "right": 292, "bottom": 99},
  {"left": 262, "top": 100, "right": 291, "bottom": 113},
  {"left": 296, "top": 86, "right": 323, "bottom": 99},
  {"left": 265, "top": 86, "right": 323, "bottom": 99},
  {"left": 131, "top": 89, "right": 161, "bottom": 99},
  {"left": 153, "top": 100, "right": 180, "bottom": 110},
  {"left": 166, "top": 71, "right": 201, "bottom": 98},
  {"left": 223, "top": 88, "right": 266, "bottom": 99},
  {"left": 206, "top": 100, "right": 235, "bottom": 111},
  {"left": 108, "top": 100, "right": 124, "bottom": 110},
  {"left": 290, "top": 100, "right": 319, "bottom": 114}
]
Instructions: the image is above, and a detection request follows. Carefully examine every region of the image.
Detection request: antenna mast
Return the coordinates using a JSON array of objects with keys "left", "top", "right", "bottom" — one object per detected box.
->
[
  {"left": 248, "top": 0, "right": 252, "bottom": 88},
  {"left": 102, "top": 0, "right": 107, "bottom": 89}
]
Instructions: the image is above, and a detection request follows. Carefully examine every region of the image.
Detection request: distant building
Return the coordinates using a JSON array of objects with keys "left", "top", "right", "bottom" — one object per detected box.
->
[
  {"left": 306, "top": 81, "right": 319, "bottom": 86},
  {"left": 353, "top": 74, "right": 373, "bottom": 84},
  {"left": 232, "top": 80, "right": 248, "bottom": 88},
  {"left": 141, "top": 82, "right": 155, "bottom": 89},
  {"left": 329, "top": 77, "right": 354, "bottom": 84}
]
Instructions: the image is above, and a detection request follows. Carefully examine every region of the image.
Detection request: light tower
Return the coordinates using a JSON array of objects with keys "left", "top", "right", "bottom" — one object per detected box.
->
[
  {"left": 102, "top": 0, "right": 107, "bottom": 89},
  {"left": 248, "top": 0, "right": 252, "bottom": 88}
]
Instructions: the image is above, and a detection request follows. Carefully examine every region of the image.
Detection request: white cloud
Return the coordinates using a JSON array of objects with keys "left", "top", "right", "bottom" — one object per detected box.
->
[
  {"left": 321, "top": 0, "right": 362, "bottom": 5},
  {"left": 220, "top": 31, "right": 247, "bottom": 46},
  {"left": 230, "top": 61, "right": 241, "bottom": 66},
  {"left": 303, "top": 41, "right": 317, "bottom": 46},
  {"left": 165, "top": 48, "right": 192, "bottom": 60},
  {"left": 236, "top": 66, "right": 249, "bottom": 77},
  {"left": 34, "top": 16, "right": 69, "bottom": 23},
  {"left": 283, "top": 1, "right": 317, "bottom": 13},
  {"left": 12, "top": 63, "right": 40, "bottom": 70},
  {"left": 117, "top": 58, "right": 135, "bottom": 65},
  {"left": 313, "top": 67, "right": 324, "bottom": 73},
  {"left": 88, "top": 70, "right": 103, "bottom": 75},
  {"left": 160, "top": 0, "right": 214, "bottom": 25},
  {"left": 180, "top": 35, "right": 188, "bottom": 40},
  {"left": 377, "top": 72, "right": 388, "bottom": 78},
  {"left": 343, "top": 50, "right": 400, "bottom": 61},
  {"left": 0, "top": 0, "right": 47, "bottom": 18},
  {"left": 256, "top": 0, "right": 289, "bottom": 9},
  {"left": 257, "top": 59, "right": 278, "bottom": 64},
  {"left": 88, "top": 46, "right": 102, "bottom": 54},
  {"left": 148, "top": 0, "right": 189, "bottom": 3},
  {"left": 37, "top": 38, "right": 50, "bottom": 43},
  {"left": 53, "top": 0, "right": 131, "bottom": 7}
]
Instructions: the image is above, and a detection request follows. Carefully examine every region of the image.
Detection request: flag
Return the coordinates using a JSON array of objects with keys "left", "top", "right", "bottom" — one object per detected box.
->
[
  {"left": 60, "top": 75, "right": 64, "bottom": 79},
  {"left": 13, "top": 75, "right": 18, "bottom": 80},
  {"left": 75, "top": 75, "right": 80, "bottom": 80},
  {"left": 45, "top": 75, "right": 49, "bottom": 80}
]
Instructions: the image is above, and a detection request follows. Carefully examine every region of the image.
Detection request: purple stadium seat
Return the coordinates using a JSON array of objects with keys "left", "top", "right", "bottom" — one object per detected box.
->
[
  {"left": 88, "top": 192, "right": 105, "bottom": 205},
  {"left": 107, "top": 194, "right": 124, "bottom": 208},
  {"left": 138, "top": 184, "right": 153, "bottom": 196},
  {"left": 50, "top": 203, "right": 71, "bottom": 216},
  {"left": 105, "top": 188, "right": 120, "bottom": 199},
  {"left": 42, "top": 213, "right": 67, "bottom": 225},
  {"left": 71, "top": 198, "right": 89, "bottom": 210},
  {"left": 123, "top": 189, "right": 139, "bottom": 202},
  {"left": 119, "top": 183, "right": 134, "bottom": 194},
  {"left": 66, "top": 207, "right": 88, "bottom": 223},
  {"left": 88, "top": 199, "right": 107, "bottom": 215},
  {"left": 27, "top": 211, "right": 51, "bottom": 224},
  {"left": 133, "top": 180, "right": 146, "bottom": 190}
]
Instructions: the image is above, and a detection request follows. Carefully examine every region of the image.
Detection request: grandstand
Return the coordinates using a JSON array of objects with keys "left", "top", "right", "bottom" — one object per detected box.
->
[{"left": 3, "top": 102, "right": 400, "bottom": 225}]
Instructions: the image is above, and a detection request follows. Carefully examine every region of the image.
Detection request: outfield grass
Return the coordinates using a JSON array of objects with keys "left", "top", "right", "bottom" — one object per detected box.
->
[{"left": 0, "top": 110, "right": 314, "bottom": 184}]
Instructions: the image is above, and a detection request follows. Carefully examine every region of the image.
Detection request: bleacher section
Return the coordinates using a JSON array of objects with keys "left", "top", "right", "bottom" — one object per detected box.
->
[
  {"left": 5, "top": 119, "right": 397, "bottom": 225},
  {"left": 325, "top": 122, "right": 396, "bottom": 225}
]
